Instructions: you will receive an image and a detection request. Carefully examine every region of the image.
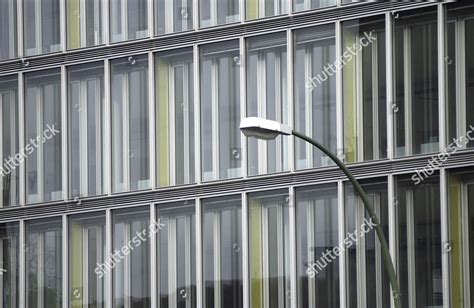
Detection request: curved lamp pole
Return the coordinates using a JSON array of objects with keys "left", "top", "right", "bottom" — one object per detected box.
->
[{"left": 240, "top": 117, "right": 401, "bottom": 308}]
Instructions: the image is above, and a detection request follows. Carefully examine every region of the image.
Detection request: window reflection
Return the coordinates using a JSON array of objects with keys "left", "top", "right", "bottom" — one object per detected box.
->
[
  {"left": 155, "top": 48, "right": 195, "bottom": 187},
  {"left": 67, "top": 0, "right": 103, "bottom": 49},
  {"left": 24, "top": 0, "right": 61, "bottom": 56},
  {"left": 155, "top": 0, "right": 193, "bottom": 35},
  {"left": 202, "top": 196, "right": 242, "bottom": 308},
  {"left": 157, "top": 201, "right": 196, "bottom": 308},
  {"left": 110, "top": 0, "right": 148, "bottom": 43},
  {"left": 69, "top": 213, "right": 106, "bottom": 308},
  {"left": 113, "top": 207, "right": 151, "bottom": 308},
  {"left": 249, "top": 190, "right": 290, "bottom": 308},
  {"left": 0, "top": 222, "right": 19, "bottom": 308},
  {"left": 26, "top": 218, "right": 63, "bottom": 308},
  {"left": 200, "top": 0, "right": 239, "bottom": 27},
  {"left": 68, "top": 63, "right": 104, "bottom": 198},
  {"left": 0, "top": 0, "right": 17, "bottom": 60},
  {"left": 0, "top": 75, "right": 19, "bottom": 208},
  {"left": 395, "top": 10, "right": 439, "bottom": 156},
  {"left": 294, "top": 25, "right": 337, "bottom": 169},
  {"left": 247, "top": 33, "right": 289, "bottom": 176},
  {"left": 200, "top": 41, "right": 241, "bottom": 182},
  {"left": 25, "top": 69, "right": 62, "bottom": 204},
  {"left": 296, "top": 184, "right": 339, "bottom": 308},
  {"left": 111, "top": 55, "right": 150, "bottom": 193}
]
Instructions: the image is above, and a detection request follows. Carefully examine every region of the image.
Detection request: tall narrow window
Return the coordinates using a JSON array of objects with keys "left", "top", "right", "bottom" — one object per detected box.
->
[
  {"left": 0, "top": 222, "right": 19, "bottom": 308},
  {"left": 69, "top": 212, "right": 106, "bottom": 308},
  {"left": 345, "top": 179, "right": 390, "bottom": 308},
  {"left": 155, "top": 0, "right": 193, "bottom": 35},
  {"left": 249, "top": 190, "right": 290, "bottom": 308},
  {"left": 247, "top": 33, "right": 289, "bottom": 176},
  {"left": 110, "top": 0, "right": 148, "bottom": 43},
  {"left": 200, "top": 41, "right": 241, "bottom": 182},
  {"left": 397, "top": 176, "right": 442, "bottom": 307},
  {"left": 246, "top": 0, "right": 288, "bottom": 20},
  {"left": 0, "top": 0, "right": 17, "bottom": 60},
  {"left": 296, "top": 184, "right": 339, "bottom": 308},
  {"left": 447, "top": 7, "right": 474, "bottom": 149},
  {"left": 25, "top": 69, "right": 62, "bottom": 204},
  {"left": 293, "top": 0, "right": 335, "bottom": 13},
  {"left": 343, "top": 18, "right": 387, "bottom": 163},
  {"left": 24, "top": 0, "right": 61, "bottom": 56},
  {"left": 0, "top": 75, "right": 19, "bottom": 208},
  {"left": 113, "top": 207, "right": 151, "bottom": 308},
  {"left": 200, "top": 0, "right": 239, "bottom": 27},
  {"left": 67, "top": 0, "right": 103, "bottom": 49},
  {"left": 294, "top": 25, "right": 336, "bottom": 169},
  {"left": 155, "top": 48, "right": 195, "bottom": 187},
  {"left": 26, "top": 218, "right": 63, "bottom": 308},
  {"left": 68, "top": 63, "right": 104, "bottom": 198},
  {"left": 394, "top": 10, "right": 439, "bottom": 157},
  {"left": 202, "top": 195, "right": 242, "bottom": 308},
  {"left": 157, "top": 201, "right": 196, "bottom": 308},
  {"left": 111, "top": 55, "right": 150, "bottom": 193}
]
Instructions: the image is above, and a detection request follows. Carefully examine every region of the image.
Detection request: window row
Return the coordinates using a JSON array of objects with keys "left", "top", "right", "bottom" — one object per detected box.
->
[
  {"left": 1, "top": 173, "right": 473, "bottom": 307},
  {"left": 0, "top": 7, "right": 473, "bottom": 207},
  {"left": 0, "top": 0, "right": 389, "bottom": 60}
]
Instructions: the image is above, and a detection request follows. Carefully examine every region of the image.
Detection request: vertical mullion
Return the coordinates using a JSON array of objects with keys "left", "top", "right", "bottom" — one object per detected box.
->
[
  {"left": 62, "top": 214, "right": 68, "bottom": 308},
  {"left": 122, "top": 0, "right": 128, "bottom": 41},
  {"left": 0, "top": 96, "right": 3, "bottom": 206},
  {"left": 18, "top": 72, "right": 25, "bottom": 206},
  {"left": 19, "top": 220, "right": 25, "bottom": 308},
  {"left": 149, "top": 52, "right": 156, "bottom": 189},
  {"left": 258, "top": 52, "right": 267, "bottom": 175},
  {"left": 195, "top": 198, "right": 203, "bottom": 307},
  {"left": 165, "top": 0, "right": 174, "bottom": 33},
  {"left": 374, "top": 196, "right": 383, "bottom": 308},
  {"left": 150, "top": 204, "right": 157, "bottom": 308},
  {"left": 148, "top": 0, "right": 154, "bottom": 37},
  {"left": 193, "top": 45, "right": 201, "bottom": 184},
  {"left": 456, "top": 20, "right": 466, "bottom": 141},
  {"left": 336, "top": 21, "right": 344, "bottom": 163},
  {"left": 104, "top": 59, "right": 111, "bottom": 195},
  {"left": 80, "top": 0, "right": 87, "bottom": 47},
  {"left": 213, "top": 211, "right": 221, "bottom": 308},
  {"left": 105, "top": 209, "right": 112, "bottom": 308},
  {"left": 307, "top": 200, "right": 315, "bottom": 307},
  {"left": 262, "top": 206, "right": 269, "bottom": 308},
  {"left": 388, "top": 174, "right": 398, "bottom": 308},
  {"left": 406, "top": 189, "right": 416, "bottom": 308},
  {"left": 185, "top": 215, "right": 192, "bottom": 308},
  {"left": 183, "top": 65, "right": 191, "bottom": 184},
  {"left": 169, "top": 218, "right": 177, "bottom": 308},
  {"left": 304, "top": 47, "right": 313, "bottom": 168},
  {"left": 438, "top": 3, "right": 447, "bottom": 152},
  {"left": 289, "top": 185, "right": 297, "bottom": 308},
  {"left": 0, "top": 240, "right": 4, "bottom": 304},
  {"left": 240, "top": 37, "right": 247, "bottom": 178},
  {"left": 35, "top": 0, "right": 42, "bottom": 55},
  {"left": 386, "top": 12, "right": 394, "bottom": 160},
  {"left": 242, "top": 192, "right": 249, "bottom": 308},
  {"left": 372, "top": 37, "right": 380, "bottom": 161},
  {"left": 17, "top": 0, "right": 23, "bottom": 57},
  {"left": 461, "top": 183, "right": 471, "bottom": 308},
  {"left": 355, "top": 35, "right": 364, "bottom": 162},
  {"left": 103, "top": 0, "right": 110, "bottom": 45},
  {"left": 403, "top": 27, "right": 412, "bottom": 156},
  {"left": 61, "top": 66, "right": 68, "bottom": 200},
  {"left": 287, "top": 29, "right": 294, "bottom": 172},
  {"left": 95, "top": 78, "right": 102, "bottom": 194},
  {"left": 83, "top": 228, "right": 89, "bottom": 307},
  {"left": 356, "top": 195, "right": 366, "bottom": 308},
  {"left": 338, "top": 180, "right": 347, "bottom": 308},
  {"left": 122, "top": 74, "right": 130, "bottom": 191},
  {"left": 211, "top": 59, "right": 219, "bottom": 180},
  {"left": 36, "top": 88, "right": 44, "bottom": 202},
  {"left": 275, "top": 51, "right": 283, "bottom": 173},
  {"left": 440, "top": 168, "right": 451, "bottom": 308},
  {"left": 170, "top": 67, "right": 177, "bottom": 185},
  {"left": 37, "top": 232, "right": 44, "bottom": 308},
  {"left": 79, "top": 81, "right": 89, "bottom": 197},
  {"left": 60, "top": 0, "right": 66, "bottom": 51}
]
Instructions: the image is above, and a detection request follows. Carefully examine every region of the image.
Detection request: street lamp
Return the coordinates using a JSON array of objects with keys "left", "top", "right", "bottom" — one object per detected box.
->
[{"left": 240, "top": 117, "right": 402, "bottom": 308}]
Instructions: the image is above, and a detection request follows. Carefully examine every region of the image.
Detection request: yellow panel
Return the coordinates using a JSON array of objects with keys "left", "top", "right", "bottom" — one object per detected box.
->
[
  {"left": 449, "top": 174, "right": 464, "bottom": 308},
  {"left": 247, "top": 0, "right": 259, "bottom": 20},
  {"left": 68, "top": 0, "right": 81, "bottom": 49},
  {"left": 250, "top": 199, "right": 263, "bottom": 307},
  {"left": 343, "top": 28, "right": 358, "bottom": 163},
  {"left": 70, "top": 221, "right": 84, "bottom": 308},
  {"left": 156, "top": 58, "right": 170, "bottom": 187}
]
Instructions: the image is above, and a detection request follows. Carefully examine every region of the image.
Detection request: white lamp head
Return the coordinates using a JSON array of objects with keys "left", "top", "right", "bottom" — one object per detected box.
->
[{"left": 240, "top": 117, "right": 292, "bottom": 141}]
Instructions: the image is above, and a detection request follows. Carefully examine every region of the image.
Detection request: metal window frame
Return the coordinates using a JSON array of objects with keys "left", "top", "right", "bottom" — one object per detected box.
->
[
  {"left": 461, "top": 181, "right": 473, "bottom": 308},
  {"left": 0, "top": 233, "right": 18, "bottom": 308}
]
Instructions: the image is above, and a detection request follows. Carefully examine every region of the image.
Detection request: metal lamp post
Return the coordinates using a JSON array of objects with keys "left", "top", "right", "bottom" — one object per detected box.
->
[{"left": 240, "top": 117, "right": 402, "bottom": 308}]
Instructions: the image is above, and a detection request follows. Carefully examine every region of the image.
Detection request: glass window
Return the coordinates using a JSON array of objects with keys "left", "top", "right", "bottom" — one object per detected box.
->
[
  {"left": 247, "top": 33, "right": 289, "bottom": 176},
  {"left": 67, "top": 0, "right": 103, "bottom": 49},
  {"left": 200, "top": 0, "right": 239, "bottom": 27},
  {"left": 294, "top": 25, "right": 337, "bottom": 169},
  {"left": 447, "top": 8, "right": 474, "bottom": 149},
  {"left": 246, "top": 0, "right": 288, "bottom": 20},
  {"left": 202, "top": 195, "right": 242, "bottom": 308},
  {"left": 24, "top": 0, "right": 61, "bottom": 56},
  {"left": 345, "top": 179, "right": 390, "bottom": 308},
  {"left": 397, "top": 176, "right": 442, "bottom": 307},
  {"left": 157, "top": 201, "right": 196, "bottom": 308},
  {"left": 296, "top": 184, "right": 339, "bottom": 308},
  {"left": 110, "top": 0, "right": 148, "bottom": 43},
  {"left": 155, "top": 48, "right": 195, "bottom": 187},
  {"left": 0, "top": 75, "right": 19, "bottom": 208},
  {"left": 200, "top": 41, "right": 241, "bottom": 182},
  {"left": 111, "top": 55, "right": 150, "bottom": 193},
  {"left": 113, "top": 206, "right": 151, "bottom": 308},
  {"left": 394, "top": 10, "right": 439, "bottom": 157},
  {"left": 69, "top": 212, "right": 106, "bottom": 308},
  {"left": 249, "top": 190, "right": 290, "bottom": 308},
  {"left": 0, "top": 0, "right": 17, "bottom": 60},
  {"left": 467, "top": 183, "right": 474, "bottom": 306},
  {"left": 155, "top": 0, "right": 193, "bottom": 35},
  {"left": 26, "top": 218, "right": 63, "bottom": 308},
  {"left": 0, "top": 222, "right": 19, "bottom": 308},
  {"left": 293, "top": 0, "right": 335, "bottom": 13},
  {"left": 343, "top": 17, "right": 387, "bottom": 163},
  {"left": 25, "top": 69, "right": 62, "bottom": 204},
  {"left": 68, "top": 63, "right": 104, "bottom": 198}
]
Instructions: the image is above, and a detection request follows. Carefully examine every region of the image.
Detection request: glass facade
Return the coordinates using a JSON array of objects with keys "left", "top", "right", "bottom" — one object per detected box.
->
[
  {"left": 110, "top": 0, "right": 148, "bottom": 43},
  {"left": 0, "top": 0, "right": 17, "bottom": 60},
  {"left": 155, "top": 0, "right": 193, "bottom": 34},
  {"left": 246, "top": 0, "right": 288, "bottom": 20},
  {"left": 200, "top": 0, "right": 239, "bottom": 27},
  {"left": 0, "top": 222, "right": 19, "bottom": 308},
  {"left": 67, "top": 0, "right": 103, "bottom": 49}
]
